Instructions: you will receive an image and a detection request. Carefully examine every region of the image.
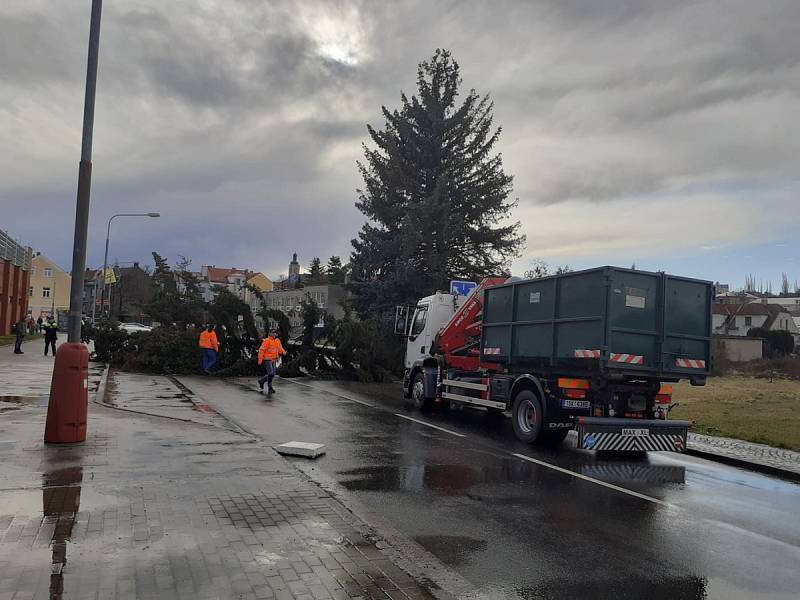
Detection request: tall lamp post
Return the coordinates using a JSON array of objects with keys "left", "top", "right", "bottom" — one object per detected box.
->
[
  {"left": 99, "top": 212, "right": 160, "bottom": 319},
  {"left": 46, "top": 0, "right": 102, "bottom": 445}
]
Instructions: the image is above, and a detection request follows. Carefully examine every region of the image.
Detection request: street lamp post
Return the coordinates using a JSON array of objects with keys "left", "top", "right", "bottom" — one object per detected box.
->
[
  {"left": 64, "top": 0, "right": 102, "bottom": 343},
  {"left": 46, "top": 0, "right": 102, "bottom": 445},
  {"left": 99, "top": 212, "right": 159, "bottom": 319}
]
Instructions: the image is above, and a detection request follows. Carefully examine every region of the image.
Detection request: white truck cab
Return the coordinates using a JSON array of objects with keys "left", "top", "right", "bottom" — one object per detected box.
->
[{"left": 404, "top": 292, "right": 466, "bottom": 369}]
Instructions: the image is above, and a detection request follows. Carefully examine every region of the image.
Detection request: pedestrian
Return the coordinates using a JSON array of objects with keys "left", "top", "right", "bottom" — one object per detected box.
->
[
  {"left": 257, "top": 329, "right": 286, "bottom": 395},
  {"left": 198, "top": 323, "right": 219, "bottom": 375},
  {"left": 80, "top": 316, "right": 89, "bottom": 344},
  {"left": 27, "top": 317, "right": 35, "bottom": 335},
  {"left": 43, "top": 316, "right": 58, "bottom": 356},
  {"left": 36, "top": 316, "right": 43, "bottom": 333},
  {"left": 12, "top": 318, "right": 25, "bottom": 354}
]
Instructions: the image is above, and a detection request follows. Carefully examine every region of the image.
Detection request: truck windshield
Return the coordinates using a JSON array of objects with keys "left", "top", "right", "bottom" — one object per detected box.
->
[{"left": 410, "top": 305, "right": 428, "bottom": 337}]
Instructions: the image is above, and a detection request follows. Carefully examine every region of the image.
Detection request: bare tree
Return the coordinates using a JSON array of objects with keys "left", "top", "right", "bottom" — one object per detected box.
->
[{"left": 781, "top": 272, "right": 790, "bottom": 295}]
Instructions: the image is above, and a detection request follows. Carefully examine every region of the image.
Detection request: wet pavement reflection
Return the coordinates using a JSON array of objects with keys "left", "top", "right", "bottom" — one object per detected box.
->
[{"left": 42, "top": 467, "right": 82, "bottom": 599}]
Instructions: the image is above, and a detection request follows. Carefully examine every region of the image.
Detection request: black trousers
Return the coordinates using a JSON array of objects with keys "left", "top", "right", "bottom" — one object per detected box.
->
[
  {"left": 44, "top": 339, "right": 57, "bottom": 356},
  {"left": 14, "top": 334, "right": 24, "bottom": 353}
]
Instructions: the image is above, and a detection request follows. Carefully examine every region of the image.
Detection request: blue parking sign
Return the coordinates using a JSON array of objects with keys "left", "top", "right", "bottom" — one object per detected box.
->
[{"left": 450, "top": 280, "right": 477, "bottom": 296}]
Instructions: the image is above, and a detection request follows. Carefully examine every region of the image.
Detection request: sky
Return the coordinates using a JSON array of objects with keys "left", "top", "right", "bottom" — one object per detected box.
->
[{"left": 1, "top": 0, "right": 798, "bottom": 290}]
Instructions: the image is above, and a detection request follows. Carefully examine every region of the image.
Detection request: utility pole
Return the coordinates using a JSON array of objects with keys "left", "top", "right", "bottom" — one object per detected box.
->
[{"left": 66, "top": 0, "right": 102, "bottom": 343}]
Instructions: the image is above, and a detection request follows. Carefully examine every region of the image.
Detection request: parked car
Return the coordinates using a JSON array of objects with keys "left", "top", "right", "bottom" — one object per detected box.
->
[{"left": 118, "top": 322, "right": 152, "bottom": 333}]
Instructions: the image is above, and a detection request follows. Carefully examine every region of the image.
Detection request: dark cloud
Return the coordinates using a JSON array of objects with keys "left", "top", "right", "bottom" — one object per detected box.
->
[{"left": 1, "top": 0, "right": 798, "bottom": 279}]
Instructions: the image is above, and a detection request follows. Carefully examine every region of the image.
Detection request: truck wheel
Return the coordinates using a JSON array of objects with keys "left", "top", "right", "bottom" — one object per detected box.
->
[
  {"left": 410, "top": 372, "right": 430, "bottom": 411},
  {"left": 537, "top": 429, "right": 569, "bottom": 447},
  {"left": 512, "top": 390, "right": 543, "bottom": 443}
]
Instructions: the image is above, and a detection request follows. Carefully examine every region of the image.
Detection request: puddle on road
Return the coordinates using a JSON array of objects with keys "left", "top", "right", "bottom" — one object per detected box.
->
[
  {"left": 0, "top": 395, "right": 49, "bottom": 409},
  {"left": 515, "top": 574, "right": 707, "bottom": 600},
  {"left": 43, "top": 466, "right": 83, "bottom": 599},
  {"left": 339, "top": 460, "right": 538, "bottom": 494},
  {"left": 414, "top": 535, "right": 487, "bottom": 566},
  {"left": 339, "top": 459, "right": 685, "bottom": 494}
]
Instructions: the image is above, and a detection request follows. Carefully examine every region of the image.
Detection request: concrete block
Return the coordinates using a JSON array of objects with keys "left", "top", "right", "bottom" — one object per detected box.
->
[{"left": 274, "top": 442, "right": 326, "bottom": 459}]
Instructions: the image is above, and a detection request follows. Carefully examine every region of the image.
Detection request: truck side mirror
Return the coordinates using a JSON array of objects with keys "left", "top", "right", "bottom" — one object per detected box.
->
[{"left": 394, "top": 305, "right": 411, "bottom": 336}]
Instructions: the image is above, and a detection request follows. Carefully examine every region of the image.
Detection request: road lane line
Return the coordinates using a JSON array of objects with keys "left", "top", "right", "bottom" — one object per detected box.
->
[
  {"left": 511, "top": 452, "right": 669, "bottom": 506},
  {"left": 395, "top": 414, "right": 467, "bottom": 438}
]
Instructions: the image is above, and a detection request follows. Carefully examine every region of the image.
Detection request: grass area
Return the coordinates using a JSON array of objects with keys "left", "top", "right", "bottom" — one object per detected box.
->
[
  {"left": 671, "top": 375, "right": 800, "bottom": 451},
  {"left": 0, "top": 334, "right": 42, "bottom": 347}
]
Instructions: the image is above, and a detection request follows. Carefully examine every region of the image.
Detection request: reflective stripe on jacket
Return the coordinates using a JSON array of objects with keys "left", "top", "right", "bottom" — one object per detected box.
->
[
  {"left": 199, "top": 330, "right": 219, "bottom": 351},
  {"left": 258, "top": 337, "right": 285, "bottom": 364}
]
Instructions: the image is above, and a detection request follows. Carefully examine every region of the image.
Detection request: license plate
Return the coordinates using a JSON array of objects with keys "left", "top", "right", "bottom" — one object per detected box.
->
[
  {"left": 561, "top": 399, "right": 590, "bottom": 409},
  {"left": 622, "top": 428, "right": 650, "bottom": 437}
]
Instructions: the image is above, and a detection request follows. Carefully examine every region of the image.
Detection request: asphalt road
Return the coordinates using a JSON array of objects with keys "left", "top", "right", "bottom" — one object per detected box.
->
[{"left": 181, "top": 375, "right": 800, "bottom": 600}]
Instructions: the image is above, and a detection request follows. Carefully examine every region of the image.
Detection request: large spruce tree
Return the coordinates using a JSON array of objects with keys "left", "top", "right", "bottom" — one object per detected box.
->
[{"left": 350, "top": 49, "right": 523, "bottom": 315}]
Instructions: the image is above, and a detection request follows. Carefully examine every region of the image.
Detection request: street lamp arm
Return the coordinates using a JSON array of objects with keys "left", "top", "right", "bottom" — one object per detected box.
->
[{"left": 100, "top": 212, "right": 160, "bottom": 319}]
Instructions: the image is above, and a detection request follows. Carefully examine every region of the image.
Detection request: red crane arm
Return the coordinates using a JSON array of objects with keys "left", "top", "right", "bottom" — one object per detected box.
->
[{"left": 437, "top": 277, "right": 507, "bottom": 358}]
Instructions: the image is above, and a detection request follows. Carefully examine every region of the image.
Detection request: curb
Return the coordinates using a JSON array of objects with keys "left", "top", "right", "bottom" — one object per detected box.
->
[
  {"left": 686, "top": 448, "right": 800, "bottom": 483},
  {"left": 91, "top": 368, "right": 247, "bottom": 432},
  {"left": 93, "top": 362, "right": 111, "bottom": 405}
]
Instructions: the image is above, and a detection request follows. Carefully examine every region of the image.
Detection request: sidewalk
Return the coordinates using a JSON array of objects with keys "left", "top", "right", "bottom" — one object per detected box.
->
[
  {"left": 0, "top": 349, "right": 444, "bottom": 599},
  {"left": 687, "top": 432, "right": 800, "bottom": 480}
]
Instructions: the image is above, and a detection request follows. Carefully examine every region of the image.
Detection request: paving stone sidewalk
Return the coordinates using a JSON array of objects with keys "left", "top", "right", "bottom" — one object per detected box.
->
[
  {"left": 687, "top": 432, "right": 800, "bottom": 478},
  {"left": 0, "top": 352, "right": 446, "bottom": 599}
]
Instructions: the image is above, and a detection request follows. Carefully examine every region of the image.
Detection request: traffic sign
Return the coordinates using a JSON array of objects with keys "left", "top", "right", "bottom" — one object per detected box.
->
[{"left": 450, "top": 280, "right": 477, "bottom": 297}]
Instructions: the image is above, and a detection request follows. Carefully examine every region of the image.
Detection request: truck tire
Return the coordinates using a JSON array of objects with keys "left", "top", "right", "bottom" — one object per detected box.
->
[
  {"left": 537, "top": 429, "right": 569, "bottom": 447},
  {"left": 512, "top": 390, "right": 543, "bottom": 443},
  {"left": 410, "top": 371, "right": 430, "bottom": 411}
]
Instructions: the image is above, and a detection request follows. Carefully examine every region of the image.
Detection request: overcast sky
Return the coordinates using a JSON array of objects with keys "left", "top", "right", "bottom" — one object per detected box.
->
[{"left": 1, "top": 0, "right": 798, "bottom": 289}]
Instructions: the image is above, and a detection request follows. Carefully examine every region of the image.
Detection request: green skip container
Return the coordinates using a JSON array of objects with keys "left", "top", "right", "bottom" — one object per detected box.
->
[{"left": 481, "top": 266, "right": 713, "bottom": 382}]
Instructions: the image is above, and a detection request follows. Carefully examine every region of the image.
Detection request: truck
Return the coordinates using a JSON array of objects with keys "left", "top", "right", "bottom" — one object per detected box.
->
[{"left": 398, "top": 266, "right": 713, "bottom": 452}]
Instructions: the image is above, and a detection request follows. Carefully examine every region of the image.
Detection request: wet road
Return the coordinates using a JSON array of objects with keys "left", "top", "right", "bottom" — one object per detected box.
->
[{"left": 181, "top": 376, "right": 800, "bottom": 600}]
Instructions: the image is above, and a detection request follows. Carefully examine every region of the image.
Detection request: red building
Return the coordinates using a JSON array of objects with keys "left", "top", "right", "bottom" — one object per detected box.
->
[{"left": 0, "top": 230, "right": 32, "bottom": 335}]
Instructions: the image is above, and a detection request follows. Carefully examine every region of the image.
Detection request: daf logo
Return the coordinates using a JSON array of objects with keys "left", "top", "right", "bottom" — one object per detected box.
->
[{"left": 548, "top": 422, "right": 572, "bottom": 429}]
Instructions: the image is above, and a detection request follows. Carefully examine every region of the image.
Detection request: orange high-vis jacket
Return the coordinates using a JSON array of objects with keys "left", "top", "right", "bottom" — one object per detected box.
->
[
  {"left": 199, "top": 330, "right": 219, "bottom": 352},
  {"left": 258, "top": 337, "right": 286, "bottom": 365}
]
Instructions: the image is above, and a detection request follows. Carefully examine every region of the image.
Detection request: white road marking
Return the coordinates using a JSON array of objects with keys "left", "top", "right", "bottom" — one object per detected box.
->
[
  {"left": 511, "top": 452, "right": 669, "bottom": 506},
  {"left": 395, "top": 414, "right": 467, "bottom": 438}
]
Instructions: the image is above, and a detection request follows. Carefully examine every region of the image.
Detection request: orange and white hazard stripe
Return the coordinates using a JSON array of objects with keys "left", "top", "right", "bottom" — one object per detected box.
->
[
  {"left": 574, "top": 349, "right": 601, "bottom": 359},
  {"left": 609, "top": 353, "right": 644, "bottom": 365},
  {"left": 675, "top": 358, "right": 706, "bottom": 369}
]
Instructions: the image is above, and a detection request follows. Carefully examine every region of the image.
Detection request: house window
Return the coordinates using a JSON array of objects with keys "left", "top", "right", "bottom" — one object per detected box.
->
[
  {"left": 744, "top": 317, "right": 752, "bottom": 327},
  {"left": 31, "top": 267, "right": 37, "bottom": 276},
  {"left": 43, "top": 268, "right": 52, "bottom": 278},
  {"left": 42, "top": 287, "right": 51, "bottom": 298},
  {"left": 29, "top": 287, "right": 33, "bottom": 297}
]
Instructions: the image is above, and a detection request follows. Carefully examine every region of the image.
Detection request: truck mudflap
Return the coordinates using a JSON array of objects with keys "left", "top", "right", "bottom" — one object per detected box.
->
[{"left": 577, "top": 417, "right": 691, "bottom": 452}]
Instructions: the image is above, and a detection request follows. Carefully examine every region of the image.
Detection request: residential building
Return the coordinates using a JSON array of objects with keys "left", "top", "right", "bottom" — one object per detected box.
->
[
  {"left": 108, "top": 262, "right": 155, "bottom": 323},
  {"left": 262, "top": 284, "right": 346, "bottom": 334},
  {"left": 712, "top": 303, "right": 799, "bottom": 339},
  {"left": 28, "top": 252, "right": 70, "bottom": 320},
  {"left": 0, "top": 229, "right": 32, "bottom": 335},
  {"left": 713, "top": 290, "right": 760, "bottom": 305},
  {"left": 758, "top": 296, "right": 800, "bottom": 315},
  {"left": 198, "top": 266, "right": 273, "bottom": 303},
  {"left": 82, "top": 268, "right": 102, "bottom": 319}
]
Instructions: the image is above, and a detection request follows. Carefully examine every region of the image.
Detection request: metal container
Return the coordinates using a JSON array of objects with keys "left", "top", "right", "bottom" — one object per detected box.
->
[{"left": 481, "top": 266, "right": 712, "bottom": 379}]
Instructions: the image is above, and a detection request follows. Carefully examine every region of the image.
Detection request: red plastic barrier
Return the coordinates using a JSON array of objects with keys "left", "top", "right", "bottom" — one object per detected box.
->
[{"left": 45, "top": 343, "right": 89, "bottom": 443}]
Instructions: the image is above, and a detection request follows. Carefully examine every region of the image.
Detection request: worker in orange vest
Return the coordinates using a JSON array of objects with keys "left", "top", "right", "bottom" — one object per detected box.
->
[
  {"left": 199, "top": 323, "right": 219, "bottom": 374},
  {"left": 258, "top": 329, "right": 286, "bottom": 394}
]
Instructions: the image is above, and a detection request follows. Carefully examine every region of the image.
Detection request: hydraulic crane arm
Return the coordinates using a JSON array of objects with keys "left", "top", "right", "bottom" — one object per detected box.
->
[{"left": 436, "top": 277, "right": 507, "bottom": 363}]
